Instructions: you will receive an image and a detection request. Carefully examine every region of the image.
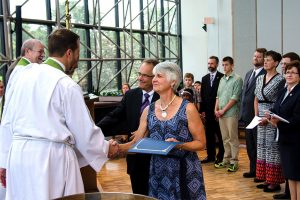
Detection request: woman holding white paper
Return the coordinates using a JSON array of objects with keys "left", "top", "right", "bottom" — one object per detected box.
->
[
  {"left": 269, "top": 61, "right": 300, "bottom": 200},
  {"left": 254, "top": 50, "right": 286, "bottom": 192},
  {"left": 120, "top": 62, "right": 206, "bottom": 200}
]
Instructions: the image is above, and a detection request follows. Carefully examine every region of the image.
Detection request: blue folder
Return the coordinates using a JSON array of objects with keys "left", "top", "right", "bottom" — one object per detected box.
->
[{"left": 128, "top": 138, "right": 182, "bottom": 155}]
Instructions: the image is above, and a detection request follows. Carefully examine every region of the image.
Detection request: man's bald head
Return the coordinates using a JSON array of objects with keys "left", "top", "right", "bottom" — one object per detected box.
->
[{"left": 21, "top": 39, "right": 45, "bottom": 64}]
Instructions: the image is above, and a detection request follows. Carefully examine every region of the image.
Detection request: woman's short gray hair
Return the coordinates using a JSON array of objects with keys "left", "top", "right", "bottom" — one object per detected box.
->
[{"left": 153, "top": 61, "right": 182, "bottom": 91}]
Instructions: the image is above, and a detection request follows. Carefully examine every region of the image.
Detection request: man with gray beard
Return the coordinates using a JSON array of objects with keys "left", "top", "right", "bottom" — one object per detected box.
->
[{"left": 200, "top": 56, "right": 224, "bottom": 164}]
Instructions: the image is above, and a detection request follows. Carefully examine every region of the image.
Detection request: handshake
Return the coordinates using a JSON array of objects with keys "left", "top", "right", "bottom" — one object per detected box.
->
[{"left": 107, "top": 139, "right": 129, "bottom": 159}]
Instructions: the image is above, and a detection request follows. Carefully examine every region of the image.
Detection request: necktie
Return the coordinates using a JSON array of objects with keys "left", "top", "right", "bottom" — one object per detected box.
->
[
  {"left": 140, "top": 93, "right": 150, "bottom": 113},
  {"left": 247, "top": 70, "right": 256, "bottom": 88},
  {"left": 210, "top": 74, "right": 214, "bottom": 87}
]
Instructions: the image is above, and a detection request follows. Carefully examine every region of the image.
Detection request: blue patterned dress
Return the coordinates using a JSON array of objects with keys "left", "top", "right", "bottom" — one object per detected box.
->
[{"left": 147, "top": 100, "right": 206, "bottom": 200}]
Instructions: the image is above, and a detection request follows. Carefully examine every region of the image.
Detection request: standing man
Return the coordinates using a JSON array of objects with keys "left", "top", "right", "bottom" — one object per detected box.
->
[
  {"left": 214, "top": 56, "right": 243, "bottom": 172},
  {"left": 200, "top": 56, "right": 224, "bottom": 164},
  {"left": 6, "top": 38, "right": 45, "bottom": 84},
  {"left": 0, "top": 29, "right": 118, "bottom": 200},
  {"left": 97, "top": 59, "right": 160, "bottom": 195},
  {"left": 0, "top": 39, "right": 45, "bottom": 199},
  {"left": 281, "top": 52, "right": 300, "bottom": 75},
  {"left": 240, "top": 48, "right": 267, "bottom": 178}
]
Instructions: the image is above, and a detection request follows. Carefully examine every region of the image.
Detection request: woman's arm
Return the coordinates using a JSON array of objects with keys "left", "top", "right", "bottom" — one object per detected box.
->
[
  {"left": 214, "top": 98, "right": 221, "bottom": 118},
  {"left": 119, "top": 106, "right": 149, "bottom": 152},
  {"left": 254, "top": 96, "right": 258, "bottom": 116},
  {"left": 254, "top": 95, "right": 268, "bottom": 125},
  {"left": 170, "top": 103, "right": 206, "bottom": 152}
]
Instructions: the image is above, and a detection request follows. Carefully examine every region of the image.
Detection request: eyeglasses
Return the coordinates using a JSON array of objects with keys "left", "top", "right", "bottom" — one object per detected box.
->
[
  {"left": 138, "top": 72, "right": 154, "bottom": 78},
  {"left": 285, "top": 71, "right": 299, "bottom": 75},
  {"left": 31, "top": 49, "right": 45, "bottom": 55}
]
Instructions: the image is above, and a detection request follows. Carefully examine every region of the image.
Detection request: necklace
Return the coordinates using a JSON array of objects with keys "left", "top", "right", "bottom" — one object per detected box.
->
[{"left": 159, "top": 95, "right": 177, "bottom": 118}]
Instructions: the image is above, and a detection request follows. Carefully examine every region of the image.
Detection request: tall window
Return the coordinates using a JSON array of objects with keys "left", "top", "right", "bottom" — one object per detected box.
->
[{"left": 0, "top": 0, "right": 181, "bottom": 94}]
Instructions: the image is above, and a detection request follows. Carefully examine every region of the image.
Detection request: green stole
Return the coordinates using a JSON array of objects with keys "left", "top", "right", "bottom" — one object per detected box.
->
[
  {"left": 17, "top": 57, "right": 31, "bottom": 66},
  {"left": 43, "top": 58, "right": 64, "bottom": 72}
]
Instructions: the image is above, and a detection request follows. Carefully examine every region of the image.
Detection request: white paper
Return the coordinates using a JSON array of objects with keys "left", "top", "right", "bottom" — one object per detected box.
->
[
  {"left": 275, "top": 128, "right": 279, "bottom": 142},
  {"left": 264, "top": 110, "right": 290, "bottom": 123},
  {"left": 270, "top": 113, "right": 290, "bottom": 123},
  {"left": 246, "top": 116, "right": 262, "bottom": 129}
]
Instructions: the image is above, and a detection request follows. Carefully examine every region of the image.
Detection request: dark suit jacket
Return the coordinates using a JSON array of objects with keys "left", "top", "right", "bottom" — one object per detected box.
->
[
  {"left": 240, "top": 68, "right": 266, "bottom": 123},
  {"left": 271, "top": 84, "right": 300, "bottom": 144},
  {"left": 200, "top": 71, "right": 223, "bottom": 118},
  {"left": 97, "top": 87, "right": 160, "bottom": 174}
]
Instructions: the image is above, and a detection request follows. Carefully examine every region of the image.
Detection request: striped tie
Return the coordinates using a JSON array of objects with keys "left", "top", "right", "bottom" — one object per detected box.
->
[
  {"left": 140, "top": 93, "right": 150, "bottom": 113},
  {"left": 210, "top": 74, "right": 214, "bottom": 87}
]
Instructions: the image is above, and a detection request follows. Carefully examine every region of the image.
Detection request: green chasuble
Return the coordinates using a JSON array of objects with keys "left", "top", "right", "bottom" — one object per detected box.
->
[
  {"left": 43, "top": 58, "right": 64, "bottom": 72},
  {"left": 17, "top": 57, "right": 31, "bottom": 66}
]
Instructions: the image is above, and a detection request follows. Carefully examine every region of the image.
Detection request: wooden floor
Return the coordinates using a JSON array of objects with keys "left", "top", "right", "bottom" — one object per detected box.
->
[{"left": 97, "top": 139, "right": 285, "bottom": 199}]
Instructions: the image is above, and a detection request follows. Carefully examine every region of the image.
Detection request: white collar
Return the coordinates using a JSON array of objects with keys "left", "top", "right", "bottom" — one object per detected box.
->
[
  {"left": 254, "top": 67, "right": 263, "bottom": 75},
  {"left": 288, "top": 84, "right": 298, "bottom": 92},
  {"left": 210, "top": 71, "right": 217, "bottom": 76},
  {"left": 142, "top": 90, "right": 154, "bottom": 96}
]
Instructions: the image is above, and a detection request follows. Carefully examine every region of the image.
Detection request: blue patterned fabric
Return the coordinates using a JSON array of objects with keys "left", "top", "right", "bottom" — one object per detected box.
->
[{"left": 147, "top": 100, "right": 206, "bottom": 200}]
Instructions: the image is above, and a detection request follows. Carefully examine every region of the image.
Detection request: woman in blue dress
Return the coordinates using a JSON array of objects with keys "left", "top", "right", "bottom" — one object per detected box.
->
[{"left": 121, "top": 62, "right": 206, "bottom": 200}]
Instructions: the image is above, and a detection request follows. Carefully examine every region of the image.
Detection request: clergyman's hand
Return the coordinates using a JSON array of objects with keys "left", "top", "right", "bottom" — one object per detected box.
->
[
  {"left": 108, "top": 139, "right": 119, "bottom": 159},
  {"left": 0, "top": 168, "right": 6, "bottom": 188}
]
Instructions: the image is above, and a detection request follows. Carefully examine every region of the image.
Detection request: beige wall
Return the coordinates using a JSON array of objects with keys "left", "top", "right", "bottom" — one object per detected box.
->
[{"left": 181, "top": 0, "right": 300, "bottom": 80}]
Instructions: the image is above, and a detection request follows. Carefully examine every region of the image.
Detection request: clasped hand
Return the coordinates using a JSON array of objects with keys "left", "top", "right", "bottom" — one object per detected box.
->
[
  {"left": 0, "top": 168, "right": 6, "bottom": 188},
  {"left": 108, "top": 139, "right": 128, "bottom": 159},
  {"left": 215, "top": 109, "right": 224, "bottom": 118},
  {"left": 260, "top": 111, "right": 279, "bottom": 127}
]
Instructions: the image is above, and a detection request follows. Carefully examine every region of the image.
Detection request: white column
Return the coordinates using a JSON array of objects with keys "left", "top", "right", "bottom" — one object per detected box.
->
[{"left": 181, "top": 0, "right": 208, "bottom": 81}]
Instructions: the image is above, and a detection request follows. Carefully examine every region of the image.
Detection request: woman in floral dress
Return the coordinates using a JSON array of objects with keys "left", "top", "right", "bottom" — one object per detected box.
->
[{"left": 254, "top": 50, "right": 286, "bottom": 192}]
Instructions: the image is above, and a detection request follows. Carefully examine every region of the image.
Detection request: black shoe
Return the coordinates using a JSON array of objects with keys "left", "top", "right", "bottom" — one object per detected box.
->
[
  {"left": 254, "top": 178, "right": 265, "bottom": 183},
  {"left": 257, "top": 183, "right": 268, "bottom": 189},
  {"left": 214, "top": 159, "right": 222, "bottom": 164},
  {"left": 243, "top": 172, "right": 256, "bottom": 178},
  {"left": 201, "top": 157, "right": 214, "bottom": 163},
  {"left": 264, "top": 184, "right": 281, "bottom": 192},
  {"left": 273, "top": 193, "right": 291, "bottom": 200}
]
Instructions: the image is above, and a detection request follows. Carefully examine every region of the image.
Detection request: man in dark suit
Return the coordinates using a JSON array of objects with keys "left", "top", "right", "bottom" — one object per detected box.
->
[
  {"left": 97, "top": 58, "right": 160, "bottom": 195},
  {"left": 200, "top": 56, "right": 224, "bottom": 164},
  {"left": 239, "top": 48, "right": 267, "bottom": 179}
]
